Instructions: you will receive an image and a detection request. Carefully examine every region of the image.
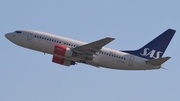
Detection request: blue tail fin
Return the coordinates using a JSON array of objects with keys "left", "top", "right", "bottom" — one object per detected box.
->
[{"left": 123, "top": 29, "right": 176, "bottom": 59}]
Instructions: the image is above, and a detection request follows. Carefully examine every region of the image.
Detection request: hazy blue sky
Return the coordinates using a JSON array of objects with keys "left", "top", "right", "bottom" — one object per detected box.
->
[{"left": 1, "top": 0, "right": 180, "bottom": 101}]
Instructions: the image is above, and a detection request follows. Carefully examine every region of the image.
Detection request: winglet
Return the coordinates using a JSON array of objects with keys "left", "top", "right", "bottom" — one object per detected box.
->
[{"left": 145, "top": 57, "right": 171, "bottom": 65}]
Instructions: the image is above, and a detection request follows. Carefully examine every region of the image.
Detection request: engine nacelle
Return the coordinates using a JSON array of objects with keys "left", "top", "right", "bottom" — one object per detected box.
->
[
  {"left": 52, "top": 45, "right": 75, "bottom": 66},
  {"left": 63, "top": 59, "right": 76, "bottom": 66},
  {"left": 53, "top": 45, "right": 73, "bottom": 57}
]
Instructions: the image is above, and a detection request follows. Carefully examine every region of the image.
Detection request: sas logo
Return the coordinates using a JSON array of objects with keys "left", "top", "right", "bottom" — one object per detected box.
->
[{"left": 140, "top": 48, "right": 163, "bottom": 59}]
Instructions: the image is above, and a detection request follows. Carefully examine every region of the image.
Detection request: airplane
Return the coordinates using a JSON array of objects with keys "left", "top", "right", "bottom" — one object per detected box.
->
[{"left": 5, "top": 29, "right": 175, "bottom": 70}]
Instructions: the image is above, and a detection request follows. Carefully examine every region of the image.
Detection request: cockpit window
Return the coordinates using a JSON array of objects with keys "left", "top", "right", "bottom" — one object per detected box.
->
[{"left": 15, "top": 31, "right": 22, "bottom": 33}]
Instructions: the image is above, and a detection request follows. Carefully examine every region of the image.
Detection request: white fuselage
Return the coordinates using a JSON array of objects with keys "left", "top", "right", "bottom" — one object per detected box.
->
[{"left": 5, "top": 30, "right": 160, "bottom": 70}]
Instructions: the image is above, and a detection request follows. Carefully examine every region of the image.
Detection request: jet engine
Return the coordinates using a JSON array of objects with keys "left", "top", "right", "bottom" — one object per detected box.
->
[{"left": 52, "top": 45, "right": 75, "bottom": 66}]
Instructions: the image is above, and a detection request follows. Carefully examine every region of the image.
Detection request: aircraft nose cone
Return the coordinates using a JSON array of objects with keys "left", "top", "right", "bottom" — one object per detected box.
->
[
  {"left": 5, "top": 33, "right": 13, "bottom": 40},
  {"left": 5, "top": 33, "right": 10, "bottom": 39}
]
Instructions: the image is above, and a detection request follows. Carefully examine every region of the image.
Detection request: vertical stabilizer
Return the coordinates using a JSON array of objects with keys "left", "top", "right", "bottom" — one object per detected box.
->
[{"left": 123, "top": 29, "right": 176, "bottom": 59}]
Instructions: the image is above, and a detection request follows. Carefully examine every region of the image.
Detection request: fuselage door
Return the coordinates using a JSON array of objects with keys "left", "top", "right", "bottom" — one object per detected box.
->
[
  {"left": 27, "top": 33, "right": 32, "bottom": 40},
  {"left": 129, "top": 56, "right": 134, "bottom": 66}
]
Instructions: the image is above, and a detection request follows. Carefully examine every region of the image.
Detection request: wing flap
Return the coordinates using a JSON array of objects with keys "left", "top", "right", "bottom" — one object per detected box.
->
[{"left": 145, "top": 57, "right": 171, "bottom": 65}]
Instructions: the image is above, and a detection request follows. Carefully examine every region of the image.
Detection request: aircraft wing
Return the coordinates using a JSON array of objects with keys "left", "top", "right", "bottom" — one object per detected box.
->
[{"left": 73, "top": 37, "right": 115, "bottom": 57}]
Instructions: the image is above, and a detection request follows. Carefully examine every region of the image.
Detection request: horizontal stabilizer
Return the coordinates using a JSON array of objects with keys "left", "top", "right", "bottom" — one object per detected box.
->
[{"left": 145, "top": 57, "right": 171, "bottom": 65}]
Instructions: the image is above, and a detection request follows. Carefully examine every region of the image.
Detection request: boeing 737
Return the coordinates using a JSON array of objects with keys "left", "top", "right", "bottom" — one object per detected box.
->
[{"left": 5, "top": 29, "right": 175, "bottom": 70}]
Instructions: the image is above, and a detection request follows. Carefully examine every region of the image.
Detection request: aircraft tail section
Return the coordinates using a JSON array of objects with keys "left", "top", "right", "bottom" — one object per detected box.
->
[{"left": 123, "top": 29, "right": 176, "bottom": 59}]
